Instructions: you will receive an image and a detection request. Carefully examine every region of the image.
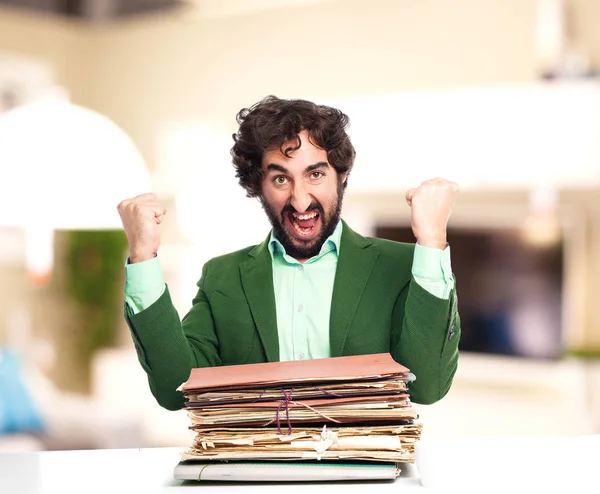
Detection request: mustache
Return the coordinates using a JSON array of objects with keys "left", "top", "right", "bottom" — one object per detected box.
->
[{"left": 281, "top": 202, "right": 323, "bottom": 217}]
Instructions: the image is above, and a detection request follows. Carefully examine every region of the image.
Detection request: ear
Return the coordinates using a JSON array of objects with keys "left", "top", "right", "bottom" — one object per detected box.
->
[{"left": 340, "top": 172, "right": 349, "bottom": 187}]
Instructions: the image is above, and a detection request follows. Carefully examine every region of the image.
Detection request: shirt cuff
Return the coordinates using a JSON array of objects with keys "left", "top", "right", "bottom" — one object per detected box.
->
[
  {"left": 411, "top": 243, "right": 454, "bottom": 300},
  {"left": 124, "top": 256, "right": 166, "bottom": 314}
]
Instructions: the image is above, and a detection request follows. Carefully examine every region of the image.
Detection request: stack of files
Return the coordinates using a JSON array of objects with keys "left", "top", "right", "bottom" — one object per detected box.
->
[{"left": 175, "top": 353, "right": 422, "bottom": 481}]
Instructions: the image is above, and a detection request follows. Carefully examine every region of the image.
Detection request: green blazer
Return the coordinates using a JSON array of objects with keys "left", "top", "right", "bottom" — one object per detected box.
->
[{"left": 125, "top": 221, "right": 460, "bottom": 411}]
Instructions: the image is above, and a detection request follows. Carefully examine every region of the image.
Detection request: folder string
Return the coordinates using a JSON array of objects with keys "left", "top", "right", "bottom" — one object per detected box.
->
[
  {"left": 265, "top": 388, "right": 342, "bottom": 435},
  {"left": 251, "top": 386, "right": 344, "bottom": 403}
]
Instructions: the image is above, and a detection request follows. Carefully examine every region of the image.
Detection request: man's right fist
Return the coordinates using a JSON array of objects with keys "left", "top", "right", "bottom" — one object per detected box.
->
[{"left": 117, "top": 193, "right": 167, "bottom": 263}]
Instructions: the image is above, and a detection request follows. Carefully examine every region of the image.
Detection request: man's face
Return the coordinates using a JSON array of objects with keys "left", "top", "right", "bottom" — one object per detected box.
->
[{"left": 260, "top": 130, "right": 346, "bottom": 261}]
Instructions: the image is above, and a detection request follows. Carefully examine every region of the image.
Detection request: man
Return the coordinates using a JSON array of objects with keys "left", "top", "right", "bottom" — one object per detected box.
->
[{"left": 118, "top": 96, "right": 460, "bottom": 411}]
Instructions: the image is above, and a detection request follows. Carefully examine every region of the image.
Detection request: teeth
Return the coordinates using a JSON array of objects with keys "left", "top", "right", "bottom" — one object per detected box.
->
[
  {"left": 293, "top": 223, "right": 313, "bottom": 235},
  {"left": 294, "top": 211, "right": 318, "bottom": 220}
]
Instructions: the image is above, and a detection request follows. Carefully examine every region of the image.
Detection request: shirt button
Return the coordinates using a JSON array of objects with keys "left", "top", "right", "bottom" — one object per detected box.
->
[
  {"left": 297, "top": 353, "right": 305, "bottom": 360},
  {"left": 297, "top": 305, "right": 303, "bottom": 312},
  {"left": 297, "top": 265, "right": 303, "bottom": 270}
]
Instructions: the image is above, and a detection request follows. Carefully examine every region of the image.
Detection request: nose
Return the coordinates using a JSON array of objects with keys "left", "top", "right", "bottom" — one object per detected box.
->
[{"left": 290, "top": 182, "right": 312, "bottom": 213}]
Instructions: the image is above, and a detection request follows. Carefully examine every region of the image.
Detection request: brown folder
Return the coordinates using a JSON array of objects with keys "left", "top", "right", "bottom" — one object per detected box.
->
[
  {"left": 202, "top": 394, "right": 410, "bottom": 409},
  {"left": 180, "top": 353, "right": 410, "bottom": 393}
]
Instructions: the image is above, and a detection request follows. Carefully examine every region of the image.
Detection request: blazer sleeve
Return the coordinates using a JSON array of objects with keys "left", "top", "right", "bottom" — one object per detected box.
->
[
  {"left": 390, "top": 276, "right": 460, "bottom": 405},
  {"left": 124, "top": 261, "right": 221, "bottom": 411}
]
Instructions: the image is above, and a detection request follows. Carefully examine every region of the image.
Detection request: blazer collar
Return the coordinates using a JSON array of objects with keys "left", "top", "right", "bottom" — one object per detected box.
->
[
  {"left": 329, "top": 220, "right": 379, "bottom": 356},
  {"left": 241, "top": 233, "right": 279, "bottom": 362}
]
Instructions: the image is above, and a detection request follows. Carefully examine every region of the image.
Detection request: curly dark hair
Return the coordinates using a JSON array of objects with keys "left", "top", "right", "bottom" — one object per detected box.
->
[{"left": 231, "top": 95, "right": 356, "bottom": 198}]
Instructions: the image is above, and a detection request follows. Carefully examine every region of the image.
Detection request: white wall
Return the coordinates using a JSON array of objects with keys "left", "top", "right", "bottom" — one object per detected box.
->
[{"left": 83, "top": 0, "right": 539, "bottom": 171}]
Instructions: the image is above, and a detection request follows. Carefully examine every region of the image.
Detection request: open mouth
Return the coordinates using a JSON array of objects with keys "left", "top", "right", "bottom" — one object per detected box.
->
[{"left": 286, "top": 210, "right": 320, "bottom": 239}]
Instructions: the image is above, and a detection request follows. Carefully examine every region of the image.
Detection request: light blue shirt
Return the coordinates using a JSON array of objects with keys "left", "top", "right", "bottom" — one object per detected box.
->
[{"left": 267, "top": 221, "right": 343, "bottom": 362}]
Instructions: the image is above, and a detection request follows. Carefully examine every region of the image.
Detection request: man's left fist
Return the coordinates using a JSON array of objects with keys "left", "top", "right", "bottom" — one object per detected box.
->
[{"left": 405, "top": 177, "right": 459, "bottom": 250}]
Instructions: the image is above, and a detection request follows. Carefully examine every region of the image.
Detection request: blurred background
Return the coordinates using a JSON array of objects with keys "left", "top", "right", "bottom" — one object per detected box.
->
[{"left": 0, "top": 0, "right": 599, "bottom": 452}]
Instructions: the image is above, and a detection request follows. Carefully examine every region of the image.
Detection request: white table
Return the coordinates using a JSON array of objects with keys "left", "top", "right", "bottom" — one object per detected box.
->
[{"left": 1, "top": 435, "right": 599, "bottom": 493}]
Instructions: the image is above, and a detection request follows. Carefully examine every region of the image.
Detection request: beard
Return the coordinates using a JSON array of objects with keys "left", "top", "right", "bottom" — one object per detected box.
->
[{"left": 261, "top": 181, "right": 345, "bottom": 260}]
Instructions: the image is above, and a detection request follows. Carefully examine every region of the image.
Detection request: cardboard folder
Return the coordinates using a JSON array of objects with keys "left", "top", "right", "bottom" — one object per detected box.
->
[
  {"left": 180, "top": 353, "right": 410, "bottom": 393},
  {"left": 201, "top": 393, "right": 410, "bottom": 409},
  {"left": 174, "top": 460, "right": 401, "bottom": 481}
]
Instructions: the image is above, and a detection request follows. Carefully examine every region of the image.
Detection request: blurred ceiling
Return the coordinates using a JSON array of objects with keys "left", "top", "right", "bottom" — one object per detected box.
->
[
  {"left": 0, "top": 0, "right": 337, "bottom": 21},
  {"left": 0, "top": 0, "right": 182, "bottom": 21}
]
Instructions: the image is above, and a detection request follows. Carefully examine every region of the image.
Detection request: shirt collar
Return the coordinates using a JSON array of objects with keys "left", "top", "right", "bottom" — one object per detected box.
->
[{"left": 268, "top": 220, "right": 343, "bottom": 262}]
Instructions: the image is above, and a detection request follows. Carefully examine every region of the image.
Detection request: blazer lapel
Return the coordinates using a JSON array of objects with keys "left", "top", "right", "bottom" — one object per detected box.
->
[
  {"left": 329, "top": 221, "right": 379, "bottom": 357},
  {"left": 240, "top": 236, "right": 280, "bottom": 362}
]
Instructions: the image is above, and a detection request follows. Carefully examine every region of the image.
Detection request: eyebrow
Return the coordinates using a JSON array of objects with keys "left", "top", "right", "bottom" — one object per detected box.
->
[{"left": 266, "top": 162, "right": 329, "bottom": 174}]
